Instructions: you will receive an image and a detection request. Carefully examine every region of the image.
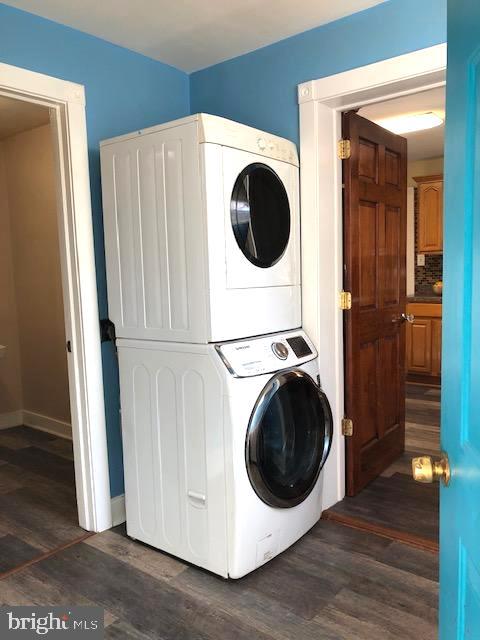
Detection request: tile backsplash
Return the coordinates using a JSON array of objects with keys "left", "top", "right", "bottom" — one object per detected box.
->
[
  {"left": 414, "top": 187, "right": 443, "bottom": 295},
  {"left": 415, "top": 254, "right": 443, "bottom": 293}
]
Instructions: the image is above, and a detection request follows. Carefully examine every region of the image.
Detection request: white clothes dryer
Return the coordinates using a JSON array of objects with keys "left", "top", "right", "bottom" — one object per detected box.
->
[
  {"left": 117, "top": 329, "right": 333, "bottom": 578},
  {"left": 101, "top": 114, "right": 301, "bottom": 343}
]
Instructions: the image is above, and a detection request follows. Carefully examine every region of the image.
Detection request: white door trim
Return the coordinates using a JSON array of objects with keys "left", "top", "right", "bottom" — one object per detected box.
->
[
  {"left": 0, "top": 62, "right": 112, "bottom": 532},
  {"left": 298, "top": 43, "right": 447, "bottom": 509}
]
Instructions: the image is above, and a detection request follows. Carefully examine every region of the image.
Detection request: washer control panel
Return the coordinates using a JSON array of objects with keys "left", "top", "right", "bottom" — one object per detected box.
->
[{"left": 215, "top": 330, "right": 316, "bottom": 377}]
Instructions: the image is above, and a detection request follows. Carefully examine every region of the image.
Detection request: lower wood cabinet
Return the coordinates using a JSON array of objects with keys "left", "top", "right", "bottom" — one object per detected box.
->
[
  {"left": 407, "top": 318, "right": 432, "bottom": 373},
  {"left": 406, "top": 303, "right": 442, "bottom": 379}
]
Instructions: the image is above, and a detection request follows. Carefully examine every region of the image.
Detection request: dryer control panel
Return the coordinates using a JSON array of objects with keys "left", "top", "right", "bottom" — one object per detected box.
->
[{"left": 215, "top": 330, "right": 317, "bottom": 377}]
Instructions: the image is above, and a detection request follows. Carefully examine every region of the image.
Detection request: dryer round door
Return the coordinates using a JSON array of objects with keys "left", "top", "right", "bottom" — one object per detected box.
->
[
  {"left": 245, "top": 369, "right": 333, "bottom": 509},
  {"left": 230, "top": 163, "right": 291, "bottom": 268}
]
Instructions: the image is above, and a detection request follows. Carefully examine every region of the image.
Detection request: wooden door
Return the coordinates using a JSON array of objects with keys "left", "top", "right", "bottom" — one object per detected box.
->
[
  {"left": 343, "top": 112, "right": 407, "bottom": 496},
  {"left": 440, "top": 1, "right": 480, "bottom": 635}
]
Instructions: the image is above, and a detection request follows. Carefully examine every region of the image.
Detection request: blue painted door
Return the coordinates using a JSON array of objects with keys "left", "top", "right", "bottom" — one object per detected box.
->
[{"left": 441, "top": 1, "right": 480, "bottom": 637}]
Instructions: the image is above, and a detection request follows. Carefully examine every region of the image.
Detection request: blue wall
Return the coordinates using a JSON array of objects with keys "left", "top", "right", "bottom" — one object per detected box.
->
[
  {"left": 0, "top": 0, "right": 447, "bottom": 500},
  {"left": 191, "top": 0, "right": 447, "bottom": 145},
  {"left": 0, "top": 3, "right": 190, "bottom": 496}
]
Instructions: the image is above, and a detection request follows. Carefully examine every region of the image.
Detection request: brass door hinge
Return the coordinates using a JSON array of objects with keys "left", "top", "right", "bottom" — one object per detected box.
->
[
  {"left": 342, "top": 418, "right": 353, "bottom": 437},
  {"left": 339, "top": 290, "right": 352, "bottom": 310},
  {"left": 337, "top": 139, "right": 351, "bottom": 160}
]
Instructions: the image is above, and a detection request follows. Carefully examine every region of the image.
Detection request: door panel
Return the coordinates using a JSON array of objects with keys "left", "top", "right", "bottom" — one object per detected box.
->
[
  {"left": 441, "top": 1, "right": 480, "bottom": 636},
  {"left": 343, "top": 112, "right": 407, "bottom": 495},
  {"left": 383, "top": 206, "right": 401, "bottom": 306},
  {"left": 358, "top": 342, "right": 377, "bottom": 446},
  {"left": 359, "top": 202, "right": 377, "bottom": 307},
  {"left": 379, "top": 333, "right": 400, "bottom": 432},
  {"left": 385, "top": 149, "right": 400, "bottom": 186},
  {"left": 359, "top": 139, "right": 378, "bottom": 182}
]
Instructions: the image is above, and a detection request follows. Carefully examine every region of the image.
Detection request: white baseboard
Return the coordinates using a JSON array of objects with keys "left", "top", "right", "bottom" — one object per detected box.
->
[
  {"left": 22, "top": 410, "right": 72, "bottom": 440},
  {"left": 111, "top": 494, "right": 126, "bottom": 527},
  {"left": 0, "top": 410, "right": 24, "bottom": 429}
]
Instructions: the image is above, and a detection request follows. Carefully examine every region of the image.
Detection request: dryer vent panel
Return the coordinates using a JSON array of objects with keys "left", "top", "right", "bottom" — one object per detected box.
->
[
  {"left": 101, "top": 122, "right": 208, "bottom": 343},
  {"left": 117, "top": 343, "right": 228, "bottom": 575}
]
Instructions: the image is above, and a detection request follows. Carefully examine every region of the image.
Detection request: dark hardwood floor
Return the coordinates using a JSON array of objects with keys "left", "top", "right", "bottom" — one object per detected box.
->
[
  {"left": 0, "top": 519, "right": 438, "bottom": 639},
  {"left": 0, "top": 425, "right": 83, "bottom": 573},
  {"left": 0, "top": 419, "right": 439, "bottom": 638},
  {"left": 325, "top": 383, "right": 440, "bottom": 547}
]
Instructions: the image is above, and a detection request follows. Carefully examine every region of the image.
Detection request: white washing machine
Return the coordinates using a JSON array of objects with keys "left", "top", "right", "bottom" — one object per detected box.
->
[
  {"left": 117, "top": 329, "right": 333, "bottom": 578},
  {"left": 101, "top": 113, "right": 301, "bottom": 343}
]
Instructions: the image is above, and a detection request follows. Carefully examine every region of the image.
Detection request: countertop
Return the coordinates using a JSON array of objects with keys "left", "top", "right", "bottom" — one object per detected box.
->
[{"left": 407, "top": 295, "right": 442, "bottom": 304}]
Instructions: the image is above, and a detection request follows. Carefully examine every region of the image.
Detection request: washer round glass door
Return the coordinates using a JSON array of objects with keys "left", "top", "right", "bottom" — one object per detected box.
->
[
  {"left": 245, "top": 370, "right": 333, "bottom": 508},
  {"left": 230, "top": 163, "right": 290, "bottom": 268}
]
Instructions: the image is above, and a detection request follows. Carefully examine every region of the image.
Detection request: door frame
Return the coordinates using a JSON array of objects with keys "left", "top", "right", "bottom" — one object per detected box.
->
[
  {"left": 298, "top": 43, "right": 447, "bottom": 509},
  {"left": 0, "top": 62, "right": 112, "bottom": 532}
]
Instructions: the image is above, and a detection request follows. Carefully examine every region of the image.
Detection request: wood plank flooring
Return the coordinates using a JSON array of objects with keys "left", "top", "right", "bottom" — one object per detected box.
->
[
  {"left": 0, "top": 519, "right": 438, "bottom": 639},
  {"left": 0, "top": 415, "right": 439, "bottom": 638},
  {"left": 326, "top": 383, "right": 440, "bottom": 545},
  {"left": 0, "top": 426, "right": 83, "bottom": 573}
]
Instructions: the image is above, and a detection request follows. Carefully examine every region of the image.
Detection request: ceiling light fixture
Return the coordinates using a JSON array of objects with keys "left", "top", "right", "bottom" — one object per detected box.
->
[{"left": 376, "top": 112, "right": 444, "bottom": 134}]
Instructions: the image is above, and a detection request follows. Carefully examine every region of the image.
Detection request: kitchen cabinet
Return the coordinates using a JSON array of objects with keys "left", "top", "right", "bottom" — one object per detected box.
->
[
  {"left": 414, "top": 175, "right": 443, "bottom": 254},
  {"left": 406, "top": 302, "right": 442, "bottom": 380}
]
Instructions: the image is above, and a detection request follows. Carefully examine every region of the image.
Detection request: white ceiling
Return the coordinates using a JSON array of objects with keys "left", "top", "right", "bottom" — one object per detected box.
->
[
  {"left": 4, "top": 0, "right": 387, "bottom": 72},
  {"left": 359, "top": 87, "right": 445, "bottom": 162},
  {"left": 0, "top": 96, "right": 50, "bottom": 140}
]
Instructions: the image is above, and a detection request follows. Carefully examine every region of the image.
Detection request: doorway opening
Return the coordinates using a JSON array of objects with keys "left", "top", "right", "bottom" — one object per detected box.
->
[
  {"left": 326, "top": 87, "right": 444, "bottom": 551},
  {"left": 0, "top": 63, "right": 111, "bottom": 561},
  {"left": 298, "top": 43, "right": 446, "bottom": 552},
  {"left": 0, "top": 96, "right": 90, "bottom": 574}
]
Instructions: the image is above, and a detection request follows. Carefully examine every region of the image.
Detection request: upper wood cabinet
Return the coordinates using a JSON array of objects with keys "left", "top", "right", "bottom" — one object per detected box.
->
[{"left": 414, "top": 174, "right": 443, "bottom": 254}]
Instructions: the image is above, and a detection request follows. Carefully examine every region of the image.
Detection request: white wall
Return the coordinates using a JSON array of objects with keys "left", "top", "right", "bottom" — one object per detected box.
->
[
  {"left": 0, "top": 144, "right": 23, "bottom": 418},
  {"left": 407, "top": 156, "right": 443, "bottom": 186},
  {"left": 1, "top": 124, "right": 70, "bottom": 427}
]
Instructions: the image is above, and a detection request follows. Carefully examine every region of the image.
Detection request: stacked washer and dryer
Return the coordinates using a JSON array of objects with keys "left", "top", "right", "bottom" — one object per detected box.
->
[{"left": 100, "top": 114, "right": 333, "bottom": 578}]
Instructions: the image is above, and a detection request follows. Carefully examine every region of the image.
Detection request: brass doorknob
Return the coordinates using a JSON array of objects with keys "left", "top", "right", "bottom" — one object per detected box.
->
[{"left": 412, "top": 454, "right": 450, "bottom": 486}]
